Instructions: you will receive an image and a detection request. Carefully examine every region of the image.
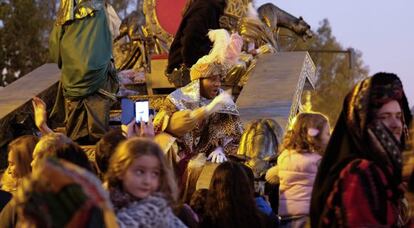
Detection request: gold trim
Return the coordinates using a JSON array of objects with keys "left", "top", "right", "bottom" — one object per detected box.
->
[
  {"left": 287, "top": 52, "right": 316, "bottom": 130},
  {"left": 225, "top": 0, "right": 250, "bottom": 18},
  {"left": 143, "top": 0, "right": 174, "bottom": 52},
  {"left": 220, "top": 0, "right": 250, "bottom": 31}
]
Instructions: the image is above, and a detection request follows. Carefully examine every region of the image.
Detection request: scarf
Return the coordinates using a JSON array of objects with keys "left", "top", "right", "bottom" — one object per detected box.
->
[
  {"left": 108, "top": 185, "right": 139, "bottom": 212},
  {"left": 108, "top": 186, "right": 186, "bottom": 228}
]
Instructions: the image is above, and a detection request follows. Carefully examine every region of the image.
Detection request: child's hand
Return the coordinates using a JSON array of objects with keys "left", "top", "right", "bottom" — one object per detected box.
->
[
  {"left": 122, "top": 118, "right": 136, "bottom": 138},
  {"left": 32, "top": 97, "right": 53, "bottom": 135},
  {"left": 138, "top": 115, "right": 155, "bottom": 138},
  {"left": 122, "top": 116, "right": 155, "bottom": 139}
]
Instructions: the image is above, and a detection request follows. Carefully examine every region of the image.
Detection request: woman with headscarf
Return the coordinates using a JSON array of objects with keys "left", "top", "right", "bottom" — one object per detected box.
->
[{"left": 310, "top": 72, "right": 412, "bottom": 227}]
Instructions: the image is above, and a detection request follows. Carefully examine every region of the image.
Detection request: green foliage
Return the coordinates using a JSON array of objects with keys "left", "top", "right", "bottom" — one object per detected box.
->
[
  {"left": 0, "top": 0, "right": 54, "bottom": 86},
  {"left": 294, "top": 19, "right": 369, "bottom": 126}
]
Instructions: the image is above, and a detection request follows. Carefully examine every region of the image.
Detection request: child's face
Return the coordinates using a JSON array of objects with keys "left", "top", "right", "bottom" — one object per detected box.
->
[
  {"left": 122, "top": 155, "right": 161, "bottom": 199},
  {"left": 319, "top": 123, "right": 331, "bottom": 150},
  {"left": 7, "top": 151, "right": 17, "bottom": 178}
]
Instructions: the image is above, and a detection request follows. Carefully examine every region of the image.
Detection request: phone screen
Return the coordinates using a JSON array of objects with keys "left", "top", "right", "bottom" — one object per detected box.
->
[{"left": 135, "top": 101, "right": 149, "bottom": 123}]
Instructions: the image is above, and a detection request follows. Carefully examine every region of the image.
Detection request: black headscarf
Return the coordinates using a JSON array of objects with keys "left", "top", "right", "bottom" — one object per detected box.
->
[{"left": 310, "top": 72, "right": 412, "bottom": 227}]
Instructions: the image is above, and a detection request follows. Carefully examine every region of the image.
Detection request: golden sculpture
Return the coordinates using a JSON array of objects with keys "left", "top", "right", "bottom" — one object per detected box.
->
[
  {"left": 237, "top": 118, "right": 283, "bottom": 179},
  {"left": 113, "top": 0, "right": 172, "bottom": 72},
  {"left": 223, "top": 2, "right": 313, "bottom": 87},
  {"left": 219, "top": 0, "right": 250, "bottom": 31},
  {"left": 142, "top": 0, "right": 174, "bottom": 50},
  {"left": 114, "top": 0, "right": 312, "bottom": 87}
]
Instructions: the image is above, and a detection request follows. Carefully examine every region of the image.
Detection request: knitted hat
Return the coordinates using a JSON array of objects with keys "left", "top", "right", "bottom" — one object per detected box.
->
[{"left": 190, "top": 29, "right": 243, "bottom": 81}]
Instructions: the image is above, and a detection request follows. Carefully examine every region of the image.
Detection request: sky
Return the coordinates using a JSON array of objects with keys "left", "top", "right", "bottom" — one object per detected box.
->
[{"left": 256, "top": 0, "right": 414, "bottom": 108}]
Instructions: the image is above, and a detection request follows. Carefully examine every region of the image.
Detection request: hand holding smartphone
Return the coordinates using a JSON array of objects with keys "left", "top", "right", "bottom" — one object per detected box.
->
[{"left": 121, "top": 98, "right": 155, "bottom": 138}]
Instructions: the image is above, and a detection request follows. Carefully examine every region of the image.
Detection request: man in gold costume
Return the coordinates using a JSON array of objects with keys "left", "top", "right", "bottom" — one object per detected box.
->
[{"left": 154, "top": 30, "right": 243, "bottom": 188}]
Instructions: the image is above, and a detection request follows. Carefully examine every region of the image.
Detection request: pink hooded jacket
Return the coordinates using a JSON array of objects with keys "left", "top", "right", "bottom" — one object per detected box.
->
[{"left": 276, "top": 150, "right": 321, "bottom": 217}]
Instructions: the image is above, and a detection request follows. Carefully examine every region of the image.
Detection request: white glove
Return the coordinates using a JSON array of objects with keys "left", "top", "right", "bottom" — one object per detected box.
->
[
  {"left": 205, "top": 91, "right": 233, "bottom": 115},
  {"left": 207, "top": 147, "right": 227, "bottom": 163}
]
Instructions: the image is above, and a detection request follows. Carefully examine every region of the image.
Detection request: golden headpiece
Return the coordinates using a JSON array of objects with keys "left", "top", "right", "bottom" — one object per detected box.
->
[{"left": 190, "top": 29, "right": 243, "bottom": 81}]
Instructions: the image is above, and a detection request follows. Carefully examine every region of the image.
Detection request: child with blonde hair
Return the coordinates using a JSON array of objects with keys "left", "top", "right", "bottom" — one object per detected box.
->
[
  {"left": 106, "top": 138, "right": 186, "bottom": 227},
  {"left": 266, "top": 112, "right": 331, "bottom": 228},
  {"left": 1, "top": 135, "right": 38, "bottom": 194}
]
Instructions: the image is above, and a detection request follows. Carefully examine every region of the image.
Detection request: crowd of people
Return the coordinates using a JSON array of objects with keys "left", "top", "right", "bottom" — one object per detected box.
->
[
  {"left": 0, "top": 0, "right": 413, "bottom": 227},
  {"left": 0, "top": 71, "right": 412, "bottom": 228}
]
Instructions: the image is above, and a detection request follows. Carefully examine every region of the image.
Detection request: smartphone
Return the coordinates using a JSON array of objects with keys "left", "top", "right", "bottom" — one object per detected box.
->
[
  {"left": 135, "top": 101, "right": 149, "bottom": 123},
  {"left": 121, "top": 98, "right": 154, "bottom": 125}
]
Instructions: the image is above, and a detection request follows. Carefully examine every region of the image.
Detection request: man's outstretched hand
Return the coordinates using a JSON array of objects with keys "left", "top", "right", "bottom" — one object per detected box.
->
[{"left": 205, "top": 91, "right": 233, "bottom": 115}]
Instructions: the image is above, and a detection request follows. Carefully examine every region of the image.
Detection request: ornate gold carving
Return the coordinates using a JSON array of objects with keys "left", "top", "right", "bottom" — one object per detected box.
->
[
  {"left": 287, "top": 52, "right": 316, "bottom": 129},
  {"left": 303, "top": 53, "right": 317, "bottom": 87},
  {"left": 143, "top": 0, "right": 174, "bottom": 52},
  {"left": 220, "top": 0, "right": 251, "bottom": 31},
  {"left": 220, "top": 0, "right": 250, "bottom": 31},
  {"left": 224, "top": 0, "right": 250, "bottom": 18},
  {"left": 238, "top": 17, "right": 277, "bottom": 49}
]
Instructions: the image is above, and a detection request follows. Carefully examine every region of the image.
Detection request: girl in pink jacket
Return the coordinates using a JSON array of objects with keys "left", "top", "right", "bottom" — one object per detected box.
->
[{"left": 266, "top": 112, "right": 331, "bottom": 228}]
